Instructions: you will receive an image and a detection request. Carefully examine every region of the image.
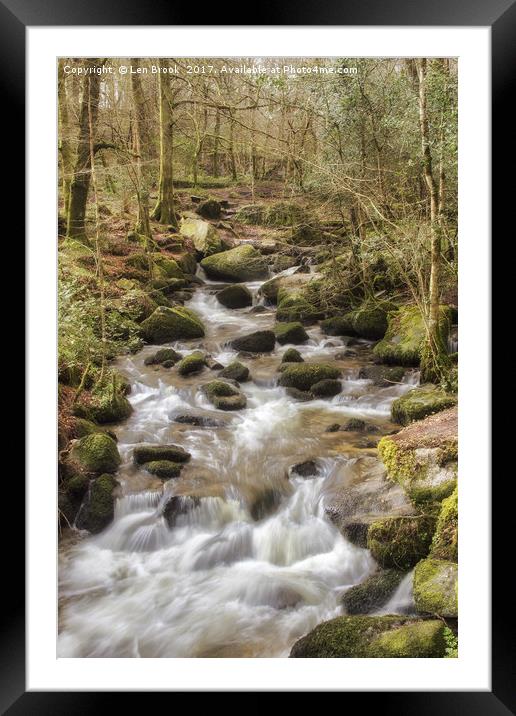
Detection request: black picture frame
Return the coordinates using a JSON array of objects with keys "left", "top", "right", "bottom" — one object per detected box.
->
[{"left": 7, "top": 0, "right": 507, "bottom": 709}]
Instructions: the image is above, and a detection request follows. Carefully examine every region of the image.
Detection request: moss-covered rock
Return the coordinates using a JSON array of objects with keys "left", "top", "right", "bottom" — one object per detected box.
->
[
  {"left": 133, "top": 444, "right": 191, "bottom": 465},
  {"left": 70, "top": 433, "right": 121, "bottom": 474},
  {"left": 231, "top": 330, "right": 276, "bottom": 353},
  {"left": 413, "top": 558, "right": 458, "bottom": 617},
  {"left": 349, "top": 299, "right": 397, "bottom": 340},
  {"left": 148, "top": 277, "right": 188, "bottom": 296},
  {"left": 274, "top": 321, "right": 309, "bottom": 345},
  {"left": 144, "top": 347, "right": 182, "bottom": 366},
  {"left": 150, "top": 253, "right": 185, "bottom": 280},
  {"left": 391, "top": 385, "right": 457, "bottom": 426},
  {"left": 285, "top": 387, "right": 313, "bottom": 402},
  {"left": 259, "top": 273, "right": 315, "bottom": 304},
  {"left": 73, "top": 417, "right": 104, "bottom": 438},
  {"left": 73, "top": 377, "right": 133, "bottom": 425},
  {"left": 378, "top": 409, "right": 458, "bottom": 508},
  {"left": 201, "top": 244, "right": 267, "bottom": 281},
  {"left": 342, "top": 569, "right": 406, "bottom": 615},
  {"left": 289, "top": 615, "right": 446, "bottom": 658},
  {"left": 279, "top": 363, "right": 341, "bottom": 391},
  {"left": 143, "top": 460, "right": 184, "bottom": 479},
  {"left": 359, "top": 365, "right": 406, "bottom": 386},
  {"left": 75, "top": 473, "right": 119, "bottom": 534},
  {"left": 281, "top": 348, "right": 304, "bottom": 363},
  {"left": 175, "top": 251, "right": 197, "bottom": 275},
  {"left": 367, "top": 516, "right": 436, "bottom": 570},
  {"left": 179, "top": 216, "right": 225, "bottom": 257},
  {"left": 202, "top": 380, "right": 247, "bottom": 410},
  {"left": 320, "top": 316, "right": 357, "bottom": 337},
  {"left": 342, "top": 418, "right": 366, "bottom": 432},
  {"left": 218, "top": 361, "right": 250, "bottom": 382},
  {"left": 177, "top": 351, "right": 206, "bottom": 376},
  {"left": 374, "top": 305, "right": 453, "bottom": 366},
  {"left": 276, "top": 288, "right": 323, "bottom": 324},
  {"left": 196, "top": 198, "right": 222, "bottom": 220},
  {"left": 311, "top": 378, "right": 342, "bottom": 397},
  {"left": 430, "top": 488, "right": 458, "bottom": 561},
  {"left": 115, "top": 289, "right": 158, "bottom": 323},
  {"left": 216, "top": 284, "right": 252, "bottom": 309},
  {"left": 140, "top": 305, "right": 205, "bottom": 343}
]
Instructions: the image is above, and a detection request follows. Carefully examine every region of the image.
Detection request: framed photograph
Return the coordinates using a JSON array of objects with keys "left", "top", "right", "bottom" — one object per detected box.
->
[{"left": 7, "top": 0, "right": 507, "bottom": 708}]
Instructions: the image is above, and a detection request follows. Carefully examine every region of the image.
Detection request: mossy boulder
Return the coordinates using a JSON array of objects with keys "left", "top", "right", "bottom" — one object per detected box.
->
[
  {"left": 73, "top": 418, "right": 104, "bottom": 438},
  {"left": 378, "top": 408, "right": 458, "bottom": 507},
  {"left": 391, "top": 385, "right": 457, "bottom": 426},
  {"left": 200, "top": 244, "right": 267, "bottom": 281},
  {"left": 359, "top": 365, "right": 406, "bottom": 386},
  {"left": 143, "top": 460, "right": 184, "bottom": 480},
  {"left": 202, "top": 380, "right": 247, "bottom": 410},
  {"left": 175, "top": 251, "right": 197, "bottom": 275},
  {"left": 343, "top": 418, "right": 366, "bottom": 432},
  {"left": 177, "top": 351, "right": 206, "bottom": 376},
  {"left": 196, "top": 198, "right": 222, "bottom": 220},
  {"left": 281, "top": 348, "right": 304, "bottom": 363},
  {"left": 75, "top": 473, "right": 119, "bottom": 534},
  {"left": 367, "top": 516, "right": 436, "bottom": 570},
  {"left": 276, "top": 288, "right": 323, "bottom": 324},
  {"left": 218, "top": 361, "right": 250, "bottom": 382},
  {"left": 430, "top": 488, "right": 458, "bottom": 561},
  {"left": 140, "top": 305, "right": 205, "bottom": 343},
  {"left": 216, "top": 284, "right": 252, "bottom": 309},
  {"left": 289, "top": 615, "right": 446, "bottom": 658},
  {"left": 259, "top": 273, "right": 315, "bottom": 304},
  {"left": 278, "top": 363, "right": 341, "bottom": 392},
  {"left": 349, "top": 299, "right": 397, "bottom": 340},
  {"left": 374, "top": 304, "right": 453, "bottom": 366},
  {"left": 116, "top": 289, "right": 158, "bottom": 322},
  {"left": 70, "top": 434, "right": 121, "bottom": 474},
  {"left": 413, "top": 558, "right": 458, "bottom": 617},
  {"left": 73, "top": 376, "right": 133, "bottom": 424},
  {"left": 342, "top": 569, "right": 406, "bottom": 615},
  {"left": 179, "top": 216, "right": 225, "bottom": 257},
  {"left": 231, "top": 330, "right": 276, "bottom": 353},
  {"left": 320, "top": 316, "right": 357, "bottom": 337},
  {"left": 311, "top": 378, "right": 342, "bottom": 397},
  {"left": 144, "top": 347, "right": 182, "bottom": 366},
  {"left": 150, "top": 254, "right": 185, "bottom": 280},
  {"left": 274, "top": 321, "right": 309, "bottom": 345},
  {"left": 133, "top": 444, "right": 191, "bottom": 465},
  {"left": 285, "top": 387, "right": 313, "bottom": 401}
]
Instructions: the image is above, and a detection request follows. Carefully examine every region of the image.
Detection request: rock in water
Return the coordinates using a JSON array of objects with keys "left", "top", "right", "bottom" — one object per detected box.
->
[
  {"left": 179, "top": 216, "right": 226, "bottom": 257},
  {"left": 177, "top": 351, "right": 206, "bottom": 376},
  {"left": 202, "top": 380, "right": 247, "bottom": 411},
  {"left": 274, "top": 321, "right": 309, "bottom": 345},
  {"left": 75, "top": 473, "right": 119, "bottom": 534},
  {"left": 391, "top": 385, "right": 457, "bottom": 426},
  {"left": 133, "top": 444, "right": 191, "bottom": 465},
  {"left": 216, "top": 284, "right": 253, "bottom": 309},
  {"left": 278, "top": 363, "right": 341, "bottom": 391},
  {"left": 140, "top": 306, "right": 205, "bottom": 344},
  {"left": 231, "top": 330, "right": 276, "bottom": 353},
  {"left": 311, "top": 379, "right": 342, "bottom": 397},
  {"left": 281, "top": 348, "right": 304, "bottom": 363},
  {"left": 70, "top": 434, "right": 121, "bottom": 474},
  {"left": 413, "top": 558, "right": 458, "bottom": 617},
  {"left": 218, "top": 361, "right": 250, "bottom": 382},
  {"left": 367, "top": 516, "right": 436, "bottom": 570},
  {"left": 200, "top": 244, "right": 268, "bottom": 282},
  {"left": 341, "top": 570, "right": 406, "bottom": 615}
]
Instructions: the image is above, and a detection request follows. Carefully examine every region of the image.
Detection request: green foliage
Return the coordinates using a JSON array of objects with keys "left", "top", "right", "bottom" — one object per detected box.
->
[{"left": 443, "top": 626, "right": 458, "bottom": 658}]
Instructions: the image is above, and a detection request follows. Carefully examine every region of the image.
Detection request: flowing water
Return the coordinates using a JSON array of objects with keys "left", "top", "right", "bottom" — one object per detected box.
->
[{"left": 58, "top": 268, "right": 419, "bottom": 657}]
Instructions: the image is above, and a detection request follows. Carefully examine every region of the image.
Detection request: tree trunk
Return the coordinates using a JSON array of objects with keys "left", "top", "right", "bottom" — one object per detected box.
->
[
  {"left": 66, "top": 60, "right": 103, "bottom": 242},
  {"left": 152, "top": 64, "right": 177, "bottom": 227},
  {"left": 58, "top": 61, "right": 74, "bottom": 220},
  {"left": 213, "top": 108, "right": 220, "bottom": 177},
  {"left": 131, "top": 59, "right": 152, "bottom": 239}
]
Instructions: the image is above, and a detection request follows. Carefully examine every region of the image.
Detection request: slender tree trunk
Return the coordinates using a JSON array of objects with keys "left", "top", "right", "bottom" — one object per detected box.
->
[
  {"left": 66, "top": 59, "right": 103, "bottom": 242},
  {"left": 58, "top": 61, "right": 74, "bottom": 219},
  {"left": 228, "top": 112, "right": 237, "bottom": 181},
  {"left": 416, "top": 58, "right": 450, "bottom": 384},
  {"left": 131, "top": 60, "right": 152, "bottom": 239},
  {"left": 152, "top": 64, "right": 177, "bottom": 227},
  {"left": 213, "top": 108, "right": 220, "bottom": 177}
]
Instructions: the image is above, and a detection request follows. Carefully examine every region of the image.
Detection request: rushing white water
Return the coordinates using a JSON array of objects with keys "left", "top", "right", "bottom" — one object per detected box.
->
[
  {"left": 58, "top": 272, "right": 419, "bottom": 658},
  {"left": 376, "top": 572, "right": 416, "bottom": 615}
]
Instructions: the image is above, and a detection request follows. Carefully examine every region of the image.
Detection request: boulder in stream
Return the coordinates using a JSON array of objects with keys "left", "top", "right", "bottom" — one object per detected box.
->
[
  {"left": 320, "top": 316, "right": 357, "bottom": 337},
  {"left": 391, "top": 386, "right": 457, "bottom": 426},
  {"left": 281, "top": 348, "right": 304, "bottom": 363},
  {"left": 289, "top": 615, "right": 446, "bottom": 658},
  {"left": 133, "top": 444, "right": 191, "bottom": 465},
  {"left": 311, "top": 378, "right": 342, "bottom": 397},
  {"left": 144, "top": 347, "right": 182, "bottom": 366},
  {"left": 367, "top": 515, "right": 436, "bottom": 571},
  {"left": 274, "top": 321, "right": 309, "bottom": 345},
  {"left": 231, "top": 329, "right": 276, "bottom": 353},
  {"left": 140, "top": 305, "right": 205, "bottom": 344},
  {"left": 358, "top": 365, "right": 406, "bottom": 387},
  {"left": 200, "top": 244, "right": 268, "bottom": 281},
  {"left": 179, "top": 216, "right": 226, "bottom": 257},
  {"left": 341, "top": 569, "right": 406, "bottom": 615},
  {"left": 177, "top": 351, "right": 206, "bottom": 376},
  {"left": 202, "top": 380, "right": 247, "bottom": 410},
  {"left": 278, "top": 363, "right": 341, "bottom": 391},
  {"left": 70, "top": 433, "right": 121, "bottom": 474},
  {"left": 218, "top": 361, "right": 250, "bottom": 383},
  {"left": 75, "top": 473, "right": 119, "bottom": 534},
  {"left": 413, "top": 558, "right": 458, "bottom": 618},
  {"left": 285, "top": 387, "right": 313, "bottom": 402},
  {"left": 216, "top": 284, "right": 253, "bottom": 309},
  {"left": 143, "top": 460, "right": 184, "bottom": 480}
]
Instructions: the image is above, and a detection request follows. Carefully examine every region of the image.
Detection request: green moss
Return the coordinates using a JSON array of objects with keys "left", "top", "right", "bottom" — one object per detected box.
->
[
  {"left": 274, "top": 321, "right": 309, "bottom": 345},
  {"left": 200, "top": 244, "right": 267, "bottom": 281},
  {"left": 144, "top": 348, "right": 182, "bottom": 366},
  {"left": 311, "top": 378, "right": 342, "bottom": 397},
  {"left": 133, "top": 444, "right": 191, "bottom": 465},
  {"left": 349, "top": 299, "right": 398, "bottom": 340},
  {"left": 140, "top": 305, "right": 205, "bottom": 343},
  {"left": 218, "top": 361, "right": 250, "bottom": 382},
  {"left": 216, "top": 284, "right": 253, "bottom": 309},
  {"left": 177, "top": 351, "right": 206, "bottom": 376},
  {"left": 443, "top": 626, "right": 459, "bottom": 657},
  {"left": 413, "top": 558, "right": 458, "bottom": 617},
  {"left": 276, "top": 287, "right": 323, "bottom": 324},
  {"left": 115, "top": 289, "right": 158, "bottom": 323},
  {"left": 143, "top": 460, "right": 184, "bottom": 479},
  {"left": 231, "top": 330, "right": 276, "bottom": 353},
  {"left": 431, "top": 488, "right": 458, "bottom": 561},
  {"left": 202, "top": 380, "right": 247, "bottom": 410},
  {"left": 358, "top": 365, "right": 406, "bottom": 386},
  {"left": 76, "top": 473, "right": 119, "bottom": 534},
  {"left": 320, "top": 316, "right": 356, "bottom": 337},
  {"left": 367, "top": 516, "right": 436, "bottom": 570},
  {"left": 150, "top": 253, "right": 185, "bottom": 280},
  {"left": 180, "top": 216, "right": 226, "bottom": 256},
  {"left": 70, "top": 434, "right": 121, "bottom": 474},
  {"left": 374, "top": 305, "right": 453, "bottom": 366},
  {"left": 289, "top": 615, "right": 446, "bottom": 658},
  {"left": 74, "top": 388, "right": 133, "bottom": 424},
  {"left": 343, "top": 418, "right": 366, "bottom": 431},
  {"left": 74, "top": 418, "right": 104, "bottom": 438},
  {"left": 391, "top": 385, "right": 457, "bottom": 425},
  {"left": 279, "top": 363, "right": 341, "bottom": 391},
  {"left": 342, "top": 569, "right": 405, "bottom": 614},
  {"left": 281, "top": 348, "right": 304, "bottom": 363}
]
